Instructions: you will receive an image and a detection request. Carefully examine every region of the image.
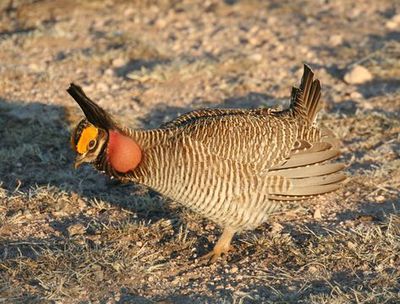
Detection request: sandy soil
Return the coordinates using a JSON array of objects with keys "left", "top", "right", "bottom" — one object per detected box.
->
[{"left": 0, "top": 0, "right": 399, "bottom": 303}]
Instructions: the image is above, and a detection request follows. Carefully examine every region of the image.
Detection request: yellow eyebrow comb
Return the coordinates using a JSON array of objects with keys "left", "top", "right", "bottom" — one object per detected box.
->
[{"left": 76, "top": 125, "right": 98, "bottom": 154}]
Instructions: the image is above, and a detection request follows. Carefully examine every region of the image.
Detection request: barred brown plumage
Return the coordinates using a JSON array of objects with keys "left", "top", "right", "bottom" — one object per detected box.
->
[{"left": 68, "top": 64, "right": 346, "bottom": 262}]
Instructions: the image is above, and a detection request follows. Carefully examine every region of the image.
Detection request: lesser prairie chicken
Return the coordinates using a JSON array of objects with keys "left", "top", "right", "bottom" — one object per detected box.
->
[{"left": 68, "top": 65, "right": 345, "bottom": 262}]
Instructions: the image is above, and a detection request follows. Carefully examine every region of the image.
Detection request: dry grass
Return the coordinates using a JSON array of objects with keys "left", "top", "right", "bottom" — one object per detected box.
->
[{"left": 1, "top": 0, "right": 399, "bottom": 303}]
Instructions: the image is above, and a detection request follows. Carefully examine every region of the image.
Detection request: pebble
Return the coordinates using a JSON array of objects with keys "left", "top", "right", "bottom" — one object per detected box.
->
[
  {"left": 386, "top": 14, "right": 400, "bottom": 30},
  {"left": 247, "top": 37, "right": 258, "bottom": 46},
  {"left": 350, "top": 91, "right": 363, "bottom": 100},
  {"left": 155, "top": 18, "right": 168, "bottom": 29},
  {"left": 112, "top": 57, "right": 126, "bottom": 68},
  {"left": 124, "top": 7, "right": 134, "bottom": 17},
  {"left": 313, "top": 208, "right": 322, "bottom": 220},
  {"left": 104, "top": 68, "right": 114, "bottom": 76},
  {"left": 28, "top": 63, "right": 41, "bottom": 72},
  {"left": 344, "top": 65, "right": 373, "bottom": 84},
  {"left": 329, "top": 34, "right": 343, "bottom": 46},
  {"left": 230, "top": 266, "right": 239, "bottom": 273},
  {"left": 250, "top": 53, "right": 263, "bottom": 62}
]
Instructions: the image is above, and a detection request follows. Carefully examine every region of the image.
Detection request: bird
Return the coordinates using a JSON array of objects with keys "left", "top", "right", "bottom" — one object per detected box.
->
[{"left": 68, "top": 64, "right": 345, "bottom": 262}]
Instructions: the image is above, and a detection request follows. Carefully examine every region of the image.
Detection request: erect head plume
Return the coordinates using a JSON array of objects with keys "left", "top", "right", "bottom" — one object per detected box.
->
[
  {"left": 67, "top": 83, "right": 142, "bottom": 174},
  {"left": 67, "top": 83, "right": 115, "bottom": 130}
]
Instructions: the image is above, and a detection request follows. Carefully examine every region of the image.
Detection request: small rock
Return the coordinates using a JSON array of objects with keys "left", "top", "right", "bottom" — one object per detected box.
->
[
  {"left": 28, "top": 63, "right": 41, "bottom": 72},
  {"left": 361, "top": 100, "right": 374, "bottom": 110},
  {"left": 230, "top": 266, "right": 239, "bottom": 273},
  {"left": 350, "top": 91, "right": 363, "bottom": 100},
  {"left": 344, "top": 65, "right": 373, "bottom": 84},
  {"left": 67, "top": 223, "right": 85, "bottom": 236},
  {"left": 104, "top": 68, "right": 114, "bottom": 76},
  {"left": 248, "top": 34, "right": 263, "bottom": 46},
  {"left": 329, "top": 34, "right": 343, "bottom": 46},
  {"left": 124, "top": 7, "right": 134, "bottom": 17},
  {"left": 250, "top": 53, "right": 263, "bottom": 62},
  {"left": 313, "top": 208, "right": 322, "bottom": 220},
  {"left": 267, "top": 16, "right": 277, "bottom": 25},
  {"left": 249, "top": 25, "right": 260, "bottom": 35},
  {"left": 155, "top": 18, "right": 168, "bottom": 29},
  {"left": 375, "top": 195, "right": 385, "bottom": 202},
  {"left": 386, "top": 14, "right": 400, "bottom": 30},
  {"left": 112, "top": 57, "right": 126, "bottom": 68}
]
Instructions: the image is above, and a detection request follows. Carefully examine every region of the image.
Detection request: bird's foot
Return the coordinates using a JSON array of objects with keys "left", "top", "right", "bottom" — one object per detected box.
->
[
  {"left": 200, "top": 245, "right": 230, "bottom": 263},
  {"left": 199, "top": 227, "right": 235, "bottom": 263}
]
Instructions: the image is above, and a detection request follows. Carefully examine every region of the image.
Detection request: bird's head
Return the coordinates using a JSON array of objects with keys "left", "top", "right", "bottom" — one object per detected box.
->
[
  {"left": 67, "top": 83, "right": 142, "bottom": 174},
  {"left": 70, "top": 118, "right": 109, "bottom": 169}
]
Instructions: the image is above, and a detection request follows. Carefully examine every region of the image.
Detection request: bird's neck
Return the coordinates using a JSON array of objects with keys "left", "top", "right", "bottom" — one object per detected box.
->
[{"left": 107, "top": 130, "right": 142, "bottom": 173}]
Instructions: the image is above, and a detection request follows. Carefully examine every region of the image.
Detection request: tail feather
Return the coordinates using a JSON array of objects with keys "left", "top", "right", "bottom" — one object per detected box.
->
[
  {"left": 271, "top": 149, "right": 340, "bottom": 170},
  {"left": 266, "top": 161, "right": 345, "bottom": 201},
  {"left": 267, "top": 170, "right": 346, "bottom": 201},
  {"left": 266, "top": 65, "right": 345, "bottom": 202},
  {"left": 268, "top": 183, "right": 342, "bottom": 201},
  {"left": 290, "top": 64, "right": 322, "bottom": 124},
  {"left": 269, "top": 163, "right": 345, "bottom": 179}
]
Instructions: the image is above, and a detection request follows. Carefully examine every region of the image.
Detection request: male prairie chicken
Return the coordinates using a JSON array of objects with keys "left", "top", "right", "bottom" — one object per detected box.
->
[{"left": 68, "top": 65, "right": 345, "bottom": 262}]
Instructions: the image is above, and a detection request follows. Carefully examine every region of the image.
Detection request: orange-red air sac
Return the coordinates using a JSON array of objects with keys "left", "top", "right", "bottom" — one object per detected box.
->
[{"left": 107, "top": 131, "right": 142, "bottom": 173}]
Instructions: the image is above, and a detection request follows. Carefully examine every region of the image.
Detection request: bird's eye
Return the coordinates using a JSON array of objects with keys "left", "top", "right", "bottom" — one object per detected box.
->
[{"left": 88, "top": 139, "right": 97, "bottom": 150}]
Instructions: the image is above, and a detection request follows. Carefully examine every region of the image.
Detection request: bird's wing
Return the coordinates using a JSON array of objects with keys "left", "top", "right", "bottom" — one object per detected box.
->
[
  {"left": 160, "top": 108, "right": 256, "bottom": 129},
  {"left": 171, "top": 116, "right": 345, "bottom": 201},
  {"left": 179, "top": 114, "right": 296, "bottom": 170},
  {"left": 167, "top": 135, "right": 344, "bottom": 203}
]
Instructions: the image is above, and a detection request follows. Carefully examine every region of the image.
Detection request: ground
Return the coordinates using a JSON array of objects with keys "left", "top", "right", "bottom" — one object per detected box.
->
[{"left": 0, "top": 0, "right": 399, "bottom": 303}]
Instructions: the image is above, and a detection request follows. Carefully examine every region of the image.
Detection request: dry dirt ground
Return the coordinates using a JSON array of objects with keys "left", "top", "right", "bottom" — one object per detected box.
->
[{"left": 0, "top": 0, "right": 400, "bottom": 303}]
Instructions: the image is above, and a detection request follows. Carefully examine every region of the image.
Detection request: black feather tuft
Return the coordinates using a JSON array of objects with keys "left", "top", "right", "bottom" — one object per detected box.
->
[{"left": 67, "top": 83, "right": 115, "bottom": 130}]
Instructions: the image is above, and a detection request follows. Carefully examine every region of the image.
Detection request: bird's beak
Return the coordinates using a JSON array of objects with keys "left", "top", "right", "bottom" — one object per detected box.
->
[{"left": 74, "top": 154, "right": 86, "bottom": 169}]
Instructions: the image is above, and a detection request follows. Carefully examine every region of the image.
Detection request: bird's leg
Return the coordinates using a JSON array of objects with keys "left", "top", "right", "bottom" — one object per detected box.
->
[{"left": 201, "top": 227, "right": 235, "bottom": 263}]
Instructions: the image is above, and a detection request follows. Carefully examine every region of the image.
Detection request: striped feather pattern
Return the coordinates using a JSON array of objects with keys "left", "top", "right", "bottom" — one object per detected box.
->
[{"left": 92, "top": 65, "right": 345, "bottom": 233}]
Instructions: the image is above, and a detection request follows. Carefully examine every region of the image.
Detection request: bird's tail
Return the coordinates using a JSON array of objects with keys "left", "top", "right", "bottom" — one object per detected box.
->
[{"left": 289, "top": 64, "right": 322, "bottom": 124}]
